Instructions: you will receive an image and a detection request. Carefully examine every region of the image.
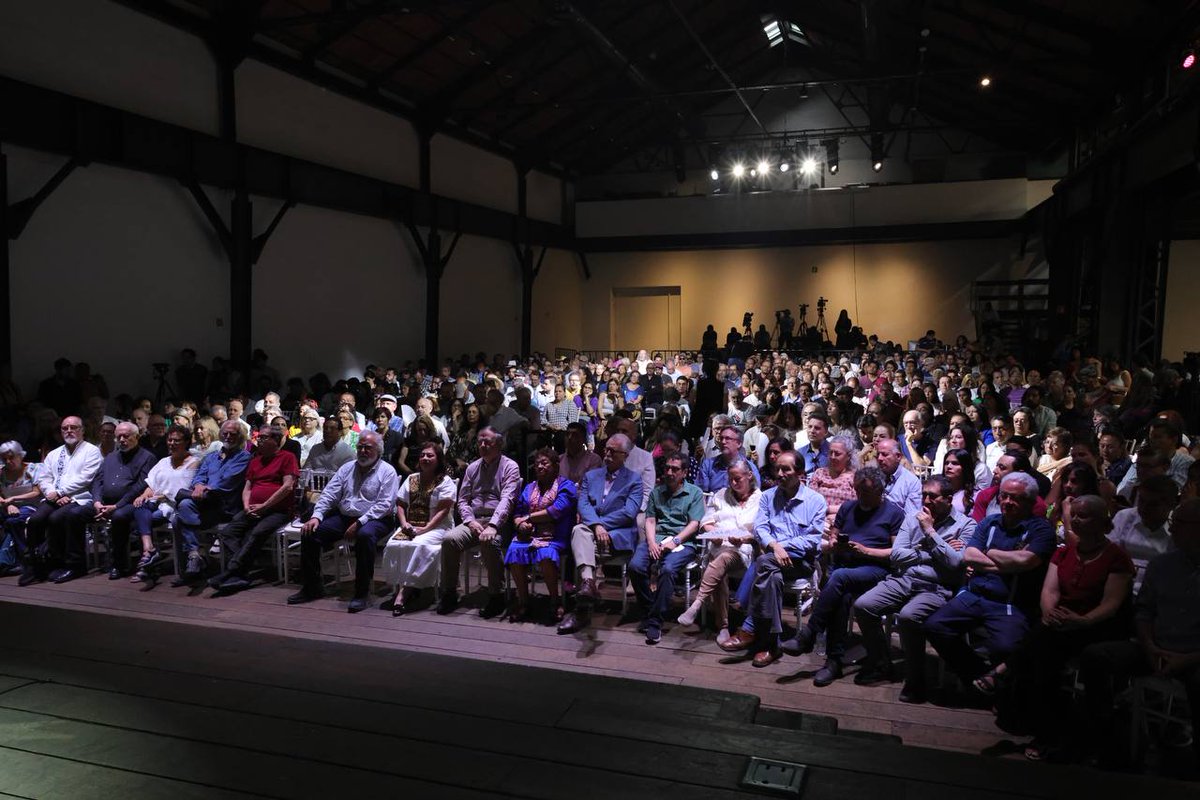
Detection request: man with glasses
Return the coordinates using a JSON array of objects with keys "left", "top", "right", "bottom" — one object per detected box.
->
[
  {"left": 924, "top": 473, "right": 1055, "bottom": 694},
  {"left": 290, "top": 431, "right": 398, "bottom": 613},
  {"left": 175, "top": 420, "right": 252, "bottom": 581},
  {"left": 208, "top": 424, "right": 299, "bottom": 594},
  {"left": 984, "top": 415, "right": 1012, "bottom": 472},
  {"left": 90, "top": 421, "right": 156, "bottom": 579},
  {"left": 853, "top": 475, "right": 975, "bottom": 702},
  {"left": 558, "top": 433, "right": 643, "bottom": 635},
  {"left": 696, "top": 425, "right": 761, "bottom": 493},
  {"left": 628, "top": 453, "right": 704, "bottom": 645},
  {"left": 21, "top": 416, "right": 103, "bottom": 585}
]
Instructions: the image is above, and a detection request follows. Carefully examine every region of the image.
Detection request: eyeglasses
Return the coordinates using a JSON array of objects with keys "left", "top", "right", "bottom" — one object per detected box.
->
[
  {"left": 61, "top": 424, "right": 82, "bottom": 432},
  {"left": 920, "top": 491, "right": 950, "bottom": 499}
]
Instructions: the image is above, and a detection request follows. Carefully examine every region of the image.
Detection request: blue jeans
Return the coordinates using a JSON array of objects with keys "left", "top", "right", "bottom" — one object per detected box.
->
[
  {"left": 924, "top": 590, "right": 1032, "bottom": 682},
  {"left": 628, "top": 541, "right": 695, "bottom": 627},
  {"left": 174, "top": 491, "right": 232, "bottom": 553},
  {"left": 132, "top": 504, "right": 170, "bottom": 537},
  {"left": 803, "top": 564, "right": 888, "bottom": 660}
]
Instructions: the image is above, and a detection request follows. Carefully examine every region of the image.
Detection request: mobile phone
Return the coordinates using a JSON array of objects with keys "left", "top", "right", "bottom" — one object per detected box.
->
[{"left": 837, "top": 533, "right": 849, "bottom": 547}]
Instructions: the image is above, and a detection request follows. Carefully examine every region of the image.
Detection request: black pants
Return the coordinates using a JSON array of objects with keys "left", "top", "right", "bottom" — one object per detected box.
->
[
  {"left": 106, "top": 504, "right": 138, "bottom": 572},
  {"left": 25, "top": 500, "right": 92, "bottom": 571},
  {"left": 299, "top": 513, "right": 392, "bottom": 599},
  {"left": 220, "top": 509, "right": 291, "bottom": 576}
]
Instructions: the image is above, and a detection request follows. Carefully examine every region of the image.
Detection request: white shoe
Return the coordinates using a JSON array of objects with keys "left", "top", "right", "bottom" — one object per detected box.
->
[
  {"left": 677, "top": 598, "right": 703, "bottom": 627},
  {"left": 716, "top": 628, "right": 733, "bottom": 646}
]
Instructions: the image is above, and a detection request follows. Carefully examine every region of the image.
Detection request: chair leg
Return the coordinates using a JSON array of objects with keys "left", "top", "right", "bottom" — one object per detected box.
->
[{"left": 620, "top": 562, "right": 628, "bottom": 617}]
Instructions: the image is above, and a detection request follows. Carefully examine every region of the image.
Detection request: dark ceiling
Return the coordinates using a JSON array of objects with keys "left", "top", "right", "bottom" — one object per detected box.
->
[{"left": 124, "top": 0, "right": 1200, "bottom": 177}]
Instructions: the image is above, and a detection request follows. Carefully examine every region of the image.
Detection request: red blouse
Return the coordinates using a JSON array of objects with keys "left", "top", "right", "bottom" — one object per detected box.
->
[{"left": 1051, "top": 540, "right": 1134, "bottom": 615}]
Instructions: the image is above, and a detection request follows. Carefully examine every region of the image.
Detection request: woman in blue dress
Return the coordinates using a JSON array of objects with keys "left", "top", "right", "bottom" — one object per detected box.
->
[{"left": 505, "top": 447, "right": 577, "bottom": 624}]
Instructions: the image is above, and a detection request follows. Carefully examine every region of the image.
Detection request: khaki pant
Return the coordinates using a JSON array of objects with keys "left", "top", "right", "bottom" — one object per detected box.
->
[{"left": 440, "top": 523, "right": 504, "bottom": 596}]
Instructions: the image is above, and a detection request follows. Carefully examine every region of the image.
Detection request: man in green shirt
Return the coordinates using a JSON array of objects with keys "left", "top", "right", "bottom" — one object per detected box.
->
[{"left": 628, "top": 453, "right": 705, "bottom": 645}]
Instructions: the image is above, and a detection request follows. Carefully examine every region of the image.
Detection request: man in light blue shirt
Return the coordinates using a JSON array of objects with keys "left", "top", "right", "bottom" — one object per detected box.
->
[
  {"left": 696, "top": 425, "right": 760, "bottom": 492},
  {"left": 877, "top": 438, "right": 922, "bottom": 516},
  {"left": 720, "top": 451, "right": 826, "bottom": 666}
]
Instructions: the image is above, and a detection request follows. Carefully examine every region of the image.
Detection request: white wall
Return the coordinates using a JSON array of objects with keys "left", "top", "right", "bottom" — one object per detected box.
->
[
  {"left": 1165, "top": 240, "right": 1200, "bottom": 362},
  {"left": 8, "top": 146, "right": 229, "bottom": 398}
]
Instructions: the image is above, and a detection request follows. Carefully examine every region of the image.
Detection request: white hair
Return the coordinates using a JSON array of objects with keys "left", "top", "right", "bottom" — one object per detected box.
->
[
  {"left": 999, "top": 471, "right": 1039, "bottom": 500},
  {"left": 0, "top": 440, "right": 25, "bottom": 460}
]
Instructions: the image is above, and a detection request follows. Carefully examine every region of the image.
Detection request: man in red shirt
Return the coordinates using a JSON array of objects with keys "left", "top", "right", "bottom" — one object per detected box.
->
[{"left": 210, "top": 424, "right": 299, "bottom": 594}]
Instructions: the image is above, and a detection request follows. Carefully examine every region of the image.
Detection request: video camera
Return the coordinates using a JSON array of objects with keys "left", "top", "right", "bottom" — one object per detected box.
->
[
  {"left": 816, "top": 296, "right": 827, "bottom": 313},
  {"left": 742, "top": 311, "right": 753, "bottom": 329},
  {"left": 152, "top": 362, "right": 170, "bottom": 378}
]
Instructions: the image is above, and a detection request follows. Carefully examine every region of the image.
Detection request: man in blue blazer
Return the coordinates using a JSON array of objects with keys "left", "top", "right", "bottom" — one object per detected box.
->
[{"left": 558, "top": 433, "right": 643, "bottom": 634}]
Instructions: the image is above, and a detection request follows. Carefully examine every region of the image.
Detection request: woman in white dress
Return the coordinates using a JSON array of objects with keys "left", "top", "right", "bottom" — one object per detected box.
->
[
  {"left": 130, "top": 425, "right": 201, "bottom": 581},
  {"left": 384, "top": 442, "right": 457, "bottom": 615}
]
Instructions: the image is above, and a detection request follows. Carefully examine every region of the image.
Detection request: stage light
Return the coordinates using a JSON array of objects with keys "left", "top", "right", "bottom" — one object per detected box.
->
[
  {"left": 710, "top": 168, "right": 720, "bottom": 181},
  {"left": 823, "top": 139, "right": 839, "bottom": 175},
  {"left": 873, "top": 161, "right": 883, "bottom": 171},
  {"left": 801, "top": 157, "right": 818, "bottom": 175},
  {"left": 979, "top": 75, "right": 992, "bottom": 87},
  {"left": 870, "top": 133, "right": 884, "bottom": 173},
  {"left": 1184, "top": 50, "right": 1196, "bottom": 69},
  {"left": 757, "top": 159, "right": 770, "bottom": 174},
  {"left": 732, "top": 163, "right": 745, "bottom": 178},
  {"left": 749, "top": 168, "right": 758, "bottom": 177},
  {"left": 779, "top": 161, "right": 790, "bottom": 172}
]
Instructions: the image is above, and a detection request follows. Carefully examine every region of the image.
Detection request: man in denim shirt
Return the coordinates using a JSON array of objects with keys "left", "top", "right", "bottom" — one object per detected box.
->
[
  {"left": 723, "top": 451, "right": 826, "bottom": 666},
  {"left": 924, "top": 472, "right": 1055, "bottom": 690},
  {"left": 175, "top": 420, "right": 251, "bottom": 580}
]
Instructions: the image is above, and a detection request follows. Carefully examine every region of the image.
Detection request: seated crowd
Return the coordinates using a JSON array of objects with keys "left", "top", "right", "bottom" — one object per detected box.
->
[{"left": 1, "top": 330, "right": 1199, "bottom": 773}]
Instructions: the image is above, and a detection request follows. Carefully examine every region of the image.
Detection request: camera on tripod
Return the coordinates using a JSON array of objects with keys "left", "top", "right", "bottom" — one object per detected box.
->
[
  {"left": 152, "top": 362, "right": 170, "bottom": 378},
  {"left": 816, "top": 296, "right": 827, "bottom": 313},
  {"left": 742, "top": 311, "right": 753, "bottom": 329},
  {"left": 799, "top": 303, "right": 808, "bottom": 316},
  {"left": 775, "top": 309, "right": 790, "bottom": 319}
]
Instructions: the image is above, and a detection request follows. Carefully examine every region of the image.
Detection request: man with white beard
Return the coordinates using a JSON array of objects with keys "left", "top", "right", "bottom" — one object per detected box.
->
[{"left": 289, "top": 431, "right": 399, "bottom": 613}]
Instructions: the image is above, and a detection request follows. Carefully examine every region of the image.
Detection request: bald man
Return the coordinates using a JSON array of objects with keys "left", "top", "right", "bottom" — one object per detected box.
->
[{"left": 91, "top": 421, "right": 157, "bottom": 578}]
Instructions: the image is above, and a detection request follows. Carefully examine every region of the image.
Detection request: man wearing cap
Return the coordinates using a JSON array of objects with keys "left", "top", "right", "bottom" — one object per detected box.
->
[{"left": 371, "top": 395, "right": 405, "bottom": 434}]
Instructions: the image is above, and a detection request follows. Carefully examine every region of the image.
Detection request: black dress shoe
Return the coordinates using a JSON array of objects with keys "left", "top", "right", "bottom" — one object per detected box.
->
[
  {"left": 479, "top": 594, "right": 507, "bottom": 619},
  {"left": 347, "top": 597, "right": 370, "bottom": 613},
  {"left": 780, "top": 626, "right": 816, "bottom": 657},
  {"left": 557, "top": 609, "right": 591, "bottom": 635},
  {"left": 52, "top": 569, "right": 80, "bottom": 584},
  {"left": 813, "top": 659, "right": 844, "bottom": 687},
  {"left": 287, "top": 588, "right": 323, "bottom": 605},
  {"left": 17, "top": 570, "right": 41, "bottom": 587},
  {"left": 854, "top": 661, "right": 897, "bottom": 686},
  {"left": 898, "top": 683, "right": 927, "bottom": 704},
  {"left": 217, "top": 576, "right": 251, "bottom": 594},
  {"left": 435, "top": 592, "right": 459, "bottom": 615},
  {"left": 206, "top": 571, "right": 230, "bottom": 590}
]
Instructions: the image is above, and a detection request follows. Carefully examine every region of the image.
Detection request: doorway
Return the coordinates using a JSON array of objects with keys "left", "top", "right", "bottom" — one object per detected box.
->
[{"left": 611, "top": 286, "right": 682, "bottom": 352}]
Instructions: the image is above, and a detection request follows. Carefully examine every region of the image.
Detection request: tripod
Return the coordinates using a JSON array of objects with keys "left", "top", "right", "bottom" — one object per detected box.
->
[
  {"left": 815, "top": 307, "right": 830, "bottom": 344},
  {"left": 153, "top": 367, "right": 176, "bottom": 409},
  {"left": 796, "top": 309, "right": 809, "bottom": 340}
]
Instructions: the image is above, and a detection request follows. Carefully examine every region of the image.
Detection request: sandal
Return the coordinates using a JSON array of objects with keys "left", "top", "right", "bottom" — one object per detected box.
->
[
  {"left": 971, "top": 665, "right": 1007, "bottom": 695},
  {"left": 1023, "top": 739, "right": 1050, "bottom": 761}
]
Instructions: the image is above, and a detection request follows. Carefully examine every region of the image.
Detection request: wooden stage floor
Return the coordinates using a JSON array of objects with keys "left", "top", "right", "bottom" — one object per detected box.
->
[{"left": 0, "top": 572, "right": 1190, "bottom": 798}]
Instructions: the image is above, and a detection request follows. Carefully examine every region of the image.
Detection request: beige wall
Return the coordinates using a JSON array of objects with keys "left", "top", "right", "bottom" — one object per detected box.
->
[
  {"left": 531, "top": 250, "right": 586, "bottom": 354},
  {"left": 1164, "top": 240, "right": 1200, "bottom": 362},
  {"left": 580, "top": 239, "right": 1017, "bottom": 351}
]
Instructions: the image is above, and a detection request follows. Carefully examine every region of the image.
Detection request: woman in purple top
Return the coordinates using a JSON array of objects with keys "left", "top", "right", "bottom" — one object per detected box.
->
[{"left": 505, "top": 447, "right": 577, "bottom": 624}]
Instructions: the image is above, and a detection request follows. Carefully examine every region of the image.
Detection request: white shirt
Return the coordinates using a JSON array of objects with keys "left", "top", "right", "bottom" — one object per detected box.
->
[
  {"left": 743, "top": 428, "right": 770, "bottom": 468},
  {"left": 395, "top": 473, "right": 457, "bottom": 532},
  {"left": 624, "top": 445, "right": 656, "bottom": 512},
  {"left": 297, "top": 432, "right": 324, "bottom": 465},
  {"left": 933, "top": 441, "right": 991, "bottom": 487},
  {"left": 37, "top": 441, "right": 103, "bottom": 504},
  {"left": 700, "top": 488, "right": 762, "bottom": 568},
  {"left": 145, "top": 454, "right": 202, "bottom": 517},
  {"left": 1109, "top": 507, "right": 1174, "bottom": 593}
]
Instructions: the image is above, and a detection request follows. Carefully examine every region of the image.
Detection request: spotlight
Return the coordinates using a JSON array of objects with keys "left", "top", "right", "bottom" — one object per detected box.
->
[
  {"left": 979, "top": 75, "right": 992, "bottom": 87},
  {"left": 873, "top": 160, "right": 883, "bottom": 172},
  {"left": 749, "top": 168, "right": 758, "bottom": 177},
  {"left": 732, "top": 163, "right": 745, "bottom": 178},
  {"left": 823, "top": 139, "right": 839, "bottom": 175},
  {"left": 779, "top": 161, "right": 790, "bottom": 172},
  {"left": 757, "top": 159, "right": 770, "bottom": 174},
  {"left": 1184, "top": 49, "right": 1196, "bottom": 69},
  {"left": 710, "top": 168, "right": 720, "bottom": 181},
  {"left": 870, "top": 133, "right": 884, "bottom": 174},
  {"left": 801, "top": 157, "right": 818, "bottom": 175}
]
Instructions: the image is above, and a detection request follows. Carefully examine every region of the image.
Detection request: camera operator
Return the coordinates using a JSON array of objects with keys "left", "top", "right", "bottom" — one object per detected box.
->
[
  {"left": 753, "top": 324, "right": 772, "bottom": 350},
  {"left": 777, "top": 309, "right": 794, "bottom": 349}
]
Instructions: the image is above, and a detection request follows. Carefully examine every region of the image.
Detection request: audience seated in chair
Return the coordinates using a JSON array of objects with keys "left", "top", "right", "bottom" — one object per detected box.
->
[
  {"left": 505, "top": 447, "right": 577, "bottom": 624},
  {"left": 91, "top": 421, "right": 156, "bottom": 579},
  {"left": 174, "top": 420, "right": 252, "bottom": 581},
  {"left": 21, "top": 416, "right": 102, "bottom": 585},
  {"left": 557, "top": 432, "right": 643, "bottom": 635},
  {"left": 129, "top": 425, "right": 200, "bottom": 582},
  {"left": 289, "top": 431, "right": 398, "bottom": 613},
  {"left": 208, "top": 424, "right": 299, "bottom": 594},
  {"left": 384, "top": 442, "right": 457, "bottom": 615},
  {"left": 628, "top": 452, "right": 705, "bottom": 645},
  {"left": 436, "top": 427, "right": 521, "bottom": 619}
]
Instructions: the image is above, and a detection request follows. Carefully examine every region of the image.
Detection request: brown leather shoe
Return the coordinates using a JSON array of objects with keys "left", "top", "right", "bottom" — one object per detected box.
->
[
  {"left": 557, "top": 609, "right": 591, "bottom": 635},
  {"left": 577, "top": 577, "right": 601, "bottom": 601},
  {"left": 752, "top": 648, "right": 783, "bottom": 668},
  {"left": 718, "top": 629, "right": 756, "bottom": 652}
]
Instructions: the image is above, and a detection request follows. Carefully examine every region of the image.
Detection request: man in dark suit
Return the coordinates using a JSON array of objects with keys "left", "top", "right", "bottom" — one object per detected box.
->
[{"left": 557, "top": 433, "right": 644, "bottom": 634}]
